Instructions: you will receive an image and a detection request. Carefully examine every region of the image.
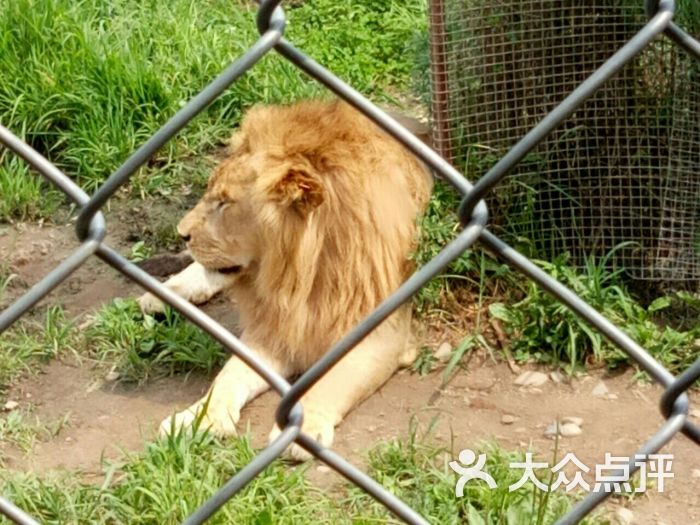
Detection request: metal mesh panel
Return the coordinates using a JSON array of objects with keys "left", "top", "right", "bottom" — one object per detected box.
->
[
  {"left": 429, "top": 0, "right": 700, "bottom": 281},
  {"left": 1, "top": 1, "right": 700, "bottom": 524}
]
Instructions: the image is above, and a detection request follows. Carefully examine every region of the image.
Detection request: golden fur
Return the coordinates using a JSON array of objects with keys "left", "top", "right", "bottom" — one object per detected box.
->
[{"left": 139, "top": 100, "right": 432, "bottom": 459}]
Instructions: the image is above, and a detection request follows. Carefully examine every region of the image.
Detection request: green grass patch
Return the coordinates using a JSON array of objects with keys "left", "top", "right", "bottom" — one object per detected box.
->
[
  {"left": 488, "top": 249, "right": 700, "bottom": 374},
  {"left": 0, "top": 0, "right": 427, "bottom": 220},
  {"left": 0, "top": 424, "right": 607, "bottom": 524},
  {"left": 348, "top": 434, "right": 608, "bottom": 524},
  {"left": 85, "top": 299, "right": 225, "bottom": 383}
]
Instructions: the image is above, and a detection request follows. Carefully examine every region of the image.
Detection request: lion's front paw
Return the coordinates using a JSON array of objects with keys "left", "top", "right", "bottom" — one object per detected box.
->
[
  {"left": 159, "top": 402, "right": 239, "bottom": 438},
  {"left": 138, "top": 292, "right": 166, "bottom": 314},
  {"left": 268, "top": 409, "right": 335, "bottom": 462}
]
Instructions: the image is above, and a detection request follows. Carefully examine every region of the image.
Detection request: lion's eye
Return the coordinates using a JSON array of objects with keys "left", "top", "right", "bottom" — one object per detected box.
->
[{"left": 216, "top": 201, "right": 228, "bottom": 210}]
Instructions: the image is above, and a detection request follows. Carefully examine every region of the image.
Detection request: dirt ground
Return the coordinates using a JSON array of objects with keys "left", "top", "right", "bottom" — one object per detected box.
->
[{"left": 1, "top": 217, "right": 699, "bottom": 525}]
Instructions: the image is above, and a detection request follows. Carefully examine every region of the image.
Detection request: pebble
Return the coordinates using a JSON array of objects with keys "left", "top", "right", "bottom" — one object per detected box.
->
[
  {"left": 3, "top": 400, "right": 19, "bottom": 411},
  {"left": 462, "top": 395, "right": 472, "bottom": 407},
  {"left": 544, "top": 422, "right": 582, "bottom": 437},
  {"left": 690, "top": 409, "right": 700, "bottom": 419},
  {"left": 434, "top": 342, "right": 452, "bottom": 361},
  {"left": 501, "top": 414, "right": 517, "bottom": 425},
  {"left": 316, "top": 465, "right": 331, "bottom": 474},
  {"left": 514, "top": 371, "right": 548, "bottom": 387},
  {"left": 615, "top": 508, "right": 634, "bottom": 525},
  {"left": 692, "top": 469, "right": 700, "bottom": 479},
  {"left": 105, "top": 370, "right": 121, "bottom": 382},
  {"left": 549, "top": 370, "right": 566, "bottom": 383},
  {"left": 592, "top": 381, "right": 609, "bottom": 398}
]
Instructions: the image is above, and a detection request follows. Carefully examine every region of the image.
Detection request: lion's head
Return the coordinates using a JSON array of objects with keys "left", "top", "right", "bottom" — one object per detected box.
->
[{"left": 178, "top": 100, "right": 431, "bottom": 366}]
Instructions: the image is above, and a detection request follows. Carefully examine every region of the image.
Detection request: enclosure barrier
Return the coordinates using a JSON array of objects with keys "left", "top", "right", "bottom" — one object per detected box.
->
[
  {"left": 1, "top": 1, "right": 699, "bottom": 523},
  {"left": 430, "top": 0, "right": 700, "bottom": 283}
]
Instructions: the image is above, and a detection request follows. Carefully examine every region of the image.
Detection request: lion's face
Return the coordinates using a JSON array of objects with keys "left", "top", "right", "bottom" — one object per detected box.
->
[{"left": 177, "top": 128, "right": 324, "bottom": 278}]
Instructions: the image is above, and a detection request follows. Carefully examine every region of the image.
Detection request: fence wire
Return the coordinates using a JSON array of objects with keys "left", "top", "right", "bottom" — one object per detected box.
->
[
  {"left": 430, "top": 0, "right": 700, "bottom": 282},
  {"left": 1, "top": 1, "right": 699, "bottom": 524}
]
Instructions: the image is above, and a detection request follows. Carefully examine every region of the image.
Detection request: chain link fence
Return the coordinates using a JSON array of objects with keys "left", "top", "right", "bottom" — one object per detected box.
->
[
  {"left": 429, "top": 0, "right": 700, "bottom": 282},
  {"left": 1, "top": 1, "right": 700, "bottom": 523}
]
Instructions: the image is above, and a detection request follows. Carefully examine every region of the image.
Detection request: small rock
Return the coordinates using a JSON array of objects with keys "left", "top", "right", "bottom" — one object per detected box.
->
[
  {"left": 549, "top": 370, "right": 565, "bottom": 383},
  {"left": 689, "top": 409, "right": 700, "bottom": 419},
  {"left": 501, "top": 414, "right": 517, "bottom": 425},
  {"left": 25, "top": 393, "right": 32, "bottom": 399},
  {"left": 691, "top": 469, "right": 700, "bottom": 479},
  {"left": 514, "top": 371, "right": 548, "bottom": 387},
  {"left": 529, "top": 387, "right": 543, "bottom": 394},
  {"left": 545, "top": 422, "right": 582, "bottom": 437},
  {"left": 561, "top": 416, "right": 584, "bottom": 427},
  {"left": 462, "top": 395, "right": 472, "bottom": 407},
  {"left": 608, "top": 393, "right": 618, "bottom": 400},
  {"left": 515, "top": 427, "right": 527, "bottom": 434},
  {"left": 105, "top": 370, "right": 121, "bottom": 382},
  {"left": 615, "top": 508, "right": 634, "bottom": 525},
  {"left": 65, "top": 437, "right": 73, "bottom": 443},
  {"left": 3, "top": 400, "right": 19, "bottom": 411},
  {"left": 367, "top": 425, "right": 376, "bottom": 432},
  {"left": 316, "top": 465, "right": 331, "bottom": 474},
  {"left": 592, "top": 381, "right": 609, "bottom": 398},
  {"left": 434, "top": 342, "right": 452, "bottom": 361}
]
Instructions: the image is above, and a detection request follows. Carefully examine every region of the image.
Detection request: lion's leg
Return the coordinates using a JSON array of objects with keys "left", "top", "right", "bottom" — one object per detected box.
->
[
  {"left": 138, "top": 261, "right": 233, "bottom": 314},
  {"left": 269, "top": 317, "right": 411, "bottom": 461},
  {"left": 159, "top": 343, "right": 291, "bottom": 437}
]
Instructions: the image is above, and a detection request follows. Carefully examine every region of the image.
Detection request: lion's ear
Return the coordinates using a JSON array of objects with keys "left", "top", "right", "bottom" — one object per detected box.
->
[{"left": 271, "top": 168, "right": 324, "bottom": 217}]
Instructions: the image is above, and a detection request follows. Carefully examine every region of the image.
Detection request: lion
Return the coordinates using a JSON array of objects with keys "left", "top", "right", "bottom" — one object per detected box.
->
[{"left": 138, "top": 99, "right": 432, "bottom": 460}]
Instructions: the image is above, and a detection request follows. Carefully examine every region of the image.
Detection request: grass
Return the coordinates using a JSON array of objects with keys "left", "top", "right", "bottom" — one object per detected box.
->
[
  {"left": 0, "top": 306, "right": 78, "bottom": 397},
  {"left": 348, "top": 431, "right": 609, "bottom": 525},
  {"left": 488, "top": 248, "right": 700, "bottom": 374},
  {"left": 0, "top": 0, "right": 427, "bottom": 221},
  {"left": 412, "top": 181, "right": 511, "bottom": 313},
  {"left": 0, "top": 422, "right": 608, "bottom": 525},
  {"left": 0, "top": 298, "right": 223, "bottom": 388},
  {"left": 0, "top": 408, "right": 70, "bottom": 458},
  {"left": 84, "top": 299, "right": 225, "bottom": 383}
]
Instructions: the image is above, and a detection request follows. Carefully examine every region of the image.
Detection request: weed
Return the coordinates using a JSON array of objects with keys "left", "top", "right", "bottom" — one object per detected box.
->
[
  {"left": 411, "top": 346, "right": 438, "bottom": 376},
  {"left": 85, "top": 299, "right": 225, "bottom": 382},
  {"left": 345, "top": 423, "right": 607, "bottom": 524},
  {"left": 1, "top": 429, "right": 346, "bottom": 524},
  {"left": 0, "top": 410, "right": 41, "bottom": 454},
  {"left": 413, "top": 181, "right": 511, "bottom": 313},
  {"left": 489, "top": 248, "right": 700, "bottom": 373},
  {"left": 0, "top": 264, "right": 18, "bottom": 307},
  {"left": 0, "top": 408, "right": 69, "bottom": 459},
  {"left": 129, "top": 241, "right": 155, "bottom": 263},
  {"left": 0, "top": 142, "right": 63, "bottom": 222},
  {"left": 0, "top": 306, "right": 77, "bottom": 396},
  {"left": 0, "top": 422, "right": 606, "bottom": 524}
]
